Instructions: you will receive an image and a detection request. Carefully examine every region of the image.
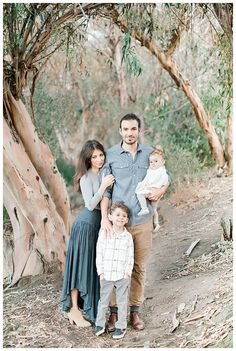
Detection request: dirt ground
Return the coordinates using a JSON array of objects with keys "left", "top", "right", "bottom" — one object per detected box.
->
[{"left": 3, "top": 173, "right": 233, "bottom": 348}]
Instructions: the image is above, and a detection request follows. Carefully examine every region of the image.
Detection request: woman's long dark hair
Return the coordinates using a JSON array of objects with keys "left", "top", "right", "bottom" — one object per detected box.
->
[{"left": 74, "top": 140, "right": 105, "bottom": 192}]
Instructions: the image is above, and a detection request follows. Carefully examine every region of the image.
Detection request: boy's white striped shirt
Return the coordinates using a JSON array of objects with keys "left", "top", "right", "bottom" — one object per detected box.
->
[{"left": 96, "top": 227, "right": 134, "bottom": 281}]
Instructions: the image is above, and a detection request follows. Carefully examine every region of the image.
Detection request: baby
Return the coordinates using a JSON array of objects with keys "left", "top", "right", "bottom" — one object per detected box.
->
[{"left": 135, "top": 146, "right": 168, "bottom": 232}]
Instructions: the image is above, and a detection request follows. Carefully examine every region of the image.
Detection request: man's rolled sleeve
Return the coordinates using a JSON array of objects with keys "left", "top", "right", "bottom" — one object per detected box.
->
[{"left": 99, "top": 162, "right": 113, "bottom": 199}]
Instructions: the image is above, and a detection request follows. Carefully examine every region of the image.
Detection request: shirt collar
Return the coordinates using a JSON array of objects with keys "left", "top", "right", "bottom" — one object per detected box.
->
[
  {"left": 118, "top": 141, "right": 143, "bottom": 154},
  {"left": 112, "top": 226, "right": 127, "bottom": 237}
]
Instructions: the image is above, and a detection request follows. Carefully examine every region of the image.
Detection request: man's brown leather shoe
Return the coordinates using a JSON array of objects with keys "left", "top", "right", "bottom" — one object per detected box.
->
[
  {"left": 105, "top": 312, "right": 118, "bottom": 333},
  {"left": 130, "top": 312, "right": 145, "bottom": 330}
]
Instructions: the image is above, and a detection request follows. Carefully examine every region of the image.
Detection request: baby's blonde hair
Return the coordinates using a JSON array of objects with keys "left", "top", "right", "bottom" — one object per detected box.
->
[{"left": 150, "top": 144, "right": 165, "bottom": 158}]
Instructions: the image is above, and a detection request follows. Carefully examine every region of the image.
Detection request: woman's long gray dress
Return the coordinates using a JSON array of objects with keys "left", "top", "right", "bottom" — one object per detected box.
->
[{"left": 60, "top": 170, "right": 102, "bottom": 322}]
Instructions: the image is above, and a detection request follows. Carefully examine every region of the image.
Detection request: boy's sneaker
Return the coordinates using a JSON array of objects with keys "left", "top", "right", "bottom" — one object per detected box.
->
[
  {"left": 137, "top": 208, "right": 149, "bottom": 216},
  {"left": 112, "top": 328, "right": 126, "bottom": 339},
  {"left": 95, "top": 326, "right": 105, "bottom": 336}
]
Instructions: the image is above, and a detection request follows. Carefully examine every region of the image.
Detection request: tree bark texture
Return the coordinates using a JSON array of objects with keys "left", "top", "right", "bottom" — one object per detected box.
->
[
  {"left": 3, "top": 89, "right": 70, "bottom": 285},
  {"left": 7, "top": 90, "right": 71, "bottom": 232},
  {"left": 3, "top": 183, "right": 44, "bottom": 285}
]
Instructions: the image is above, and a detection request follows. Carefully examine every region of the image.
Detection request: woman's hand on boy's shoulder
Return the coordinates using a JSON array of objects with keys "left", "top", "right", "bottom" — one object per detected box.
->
[{"left": 101, "top": 217, "right": 113, "bottom": 236}]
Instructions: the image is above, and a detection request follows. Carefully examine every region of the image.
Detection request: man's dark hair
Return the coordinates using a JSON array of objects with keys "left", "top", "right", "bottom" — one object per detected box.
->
[{"left": 119, "top": 113, "right": 141, "bottom": 129}]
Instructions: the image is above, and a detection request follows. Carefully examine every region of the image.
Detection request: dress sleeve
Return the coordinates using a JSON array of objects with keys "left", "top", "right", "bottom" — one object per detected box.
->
[{"left": 80, "top": 174, "right": 102, "bottom": 211}]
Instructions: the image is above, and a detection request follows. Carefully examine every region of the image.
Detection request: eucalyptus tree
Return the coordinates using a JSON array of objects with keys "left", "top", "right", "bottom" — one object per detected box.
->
[
  {"left": 3, "top": 3, "right": 233, "bottom": 285},
  {"left": 108, "top": 3, "right": 232, "bottom": 172},
  {"left": 3, "top": 3, "right": 105, "bottom": 285},
  {"left": 203, "top": 3, "right": 233, "bottom": 173}
]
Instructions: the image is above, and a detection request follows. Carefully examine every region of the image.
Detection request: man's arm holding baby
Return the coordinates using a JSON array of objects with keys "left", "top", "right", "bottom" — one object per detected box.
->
[{"left": 147, "top": 181, "right": 170, "bottom": 201}]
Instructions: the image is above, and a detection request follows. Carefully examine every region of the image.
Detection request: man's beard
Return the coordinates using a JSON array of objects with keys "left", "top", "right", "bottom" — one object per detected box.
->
[{"left": 124, "top": 139, "right": 137, "bottom": 145}]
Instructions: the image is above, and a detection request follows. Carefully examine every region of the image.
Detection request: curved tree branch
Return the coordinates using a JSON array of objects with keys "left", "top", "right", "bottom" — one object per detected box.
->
[{"left": 110, "top": 7, "right": 226, "bottom": 167}]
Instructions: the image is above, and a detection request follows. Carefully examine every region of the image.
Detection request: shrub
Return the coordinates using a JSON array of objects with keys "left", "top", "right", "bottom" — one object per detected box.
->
[{"left": 56, "top": 157, "right": 75, "bottom": 186}]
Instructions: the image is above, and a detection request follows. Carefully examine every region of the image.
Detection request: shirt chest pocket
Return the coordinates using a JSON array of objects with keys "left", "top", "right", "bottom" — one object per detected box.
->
[{"left": 112, "top": 162, "right": 130, "bottom": 178}]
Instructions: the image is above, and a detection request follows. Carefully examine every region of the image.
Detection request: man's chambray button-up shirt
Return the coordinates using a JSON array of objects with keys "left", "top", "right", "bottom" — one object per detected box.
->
[{"left": 100, "top": 142, "right": 154, "bottom": 226}]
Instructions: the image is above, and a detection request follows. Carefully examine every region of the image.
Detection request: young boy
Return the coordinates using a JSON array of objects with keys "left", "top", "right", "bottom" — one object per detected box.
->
[
  {"left": 95, "top": 202, "right": 134, "bottom": 339},
  {"left": 135, "top": 146, "right": 169, "bottom": 232}
]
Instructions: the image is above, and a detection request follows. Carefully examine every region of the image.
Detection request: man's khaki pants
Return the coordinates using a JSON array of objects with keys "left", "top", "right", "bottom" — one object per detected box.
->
[{"left": 110, "top": 217, "right": 153, "bottom": 307}]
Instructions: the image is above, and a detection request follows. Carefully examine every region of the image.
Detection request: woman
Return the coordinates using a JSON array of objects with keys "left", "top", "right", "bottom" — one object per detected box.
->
[{"left": 60, "top": 140, "right": 114, "bottom": 327}]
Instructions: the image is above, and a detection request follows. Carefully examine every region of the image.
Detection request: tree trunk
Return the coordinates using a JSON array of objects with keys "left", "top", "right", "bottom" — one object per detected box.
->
[
  {"left": 3, "top": 92, "right": 70, "bottom": 285},
  {"left": 155, "top": 52, "right": 226, "bottom": 168},
  {"left": 3, "top": 183, "right": 44, "bottom": 286},
  {"left": 225, "top": 112, "right": 233, "bottom": 175},
  {"left": 74, "top": 81, "right": 90, "bottom": 152},
  {"left": 220, "top": 216, "right": 233, "bottom": 241},
  {"left": 109, "top": 27, "right": 128, "bottom": 107},
  {"left": 212, "top": 3, "right": 232, "bottom": 174},
  {"left": 3, "top": 2, "right": 107, "bottom": 284},
  {"left": 135, "top": 34, "right": 226, "bottom": 168},
  {"left": 7, "top": 89, "right": 71, "bottom": 233},
  {"left": 213, "top": 4, "right": 233, "bottom": 44}
]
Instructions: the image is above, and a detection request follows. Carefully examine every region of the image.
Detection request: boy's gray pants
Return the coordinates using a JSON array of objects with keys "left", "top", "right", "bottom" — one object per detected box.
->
[{"left": 95, "top": 278, "right": 129, "bottom": 330}]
